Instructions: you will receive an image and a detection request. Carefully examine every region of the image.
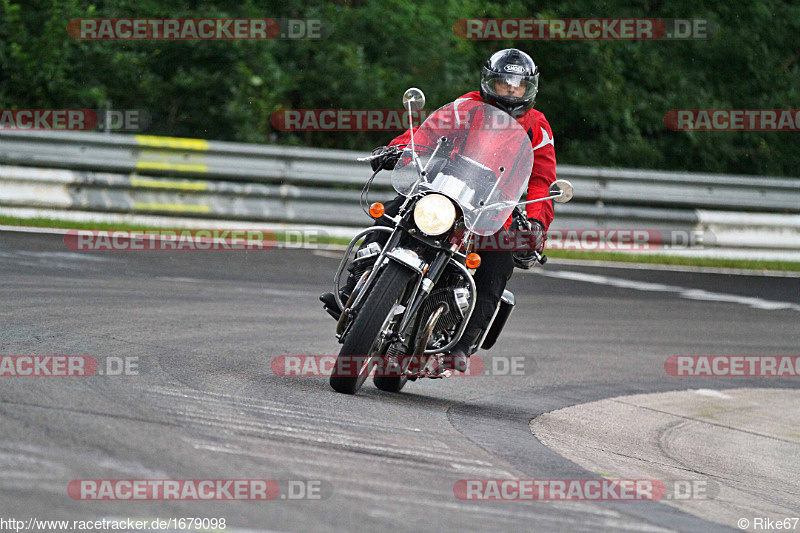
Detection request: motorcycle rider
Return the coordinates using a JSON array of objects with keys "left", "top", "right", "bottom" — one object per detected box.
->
[{"left": 321, "top": 49, "right": 557, "bottom": 372}]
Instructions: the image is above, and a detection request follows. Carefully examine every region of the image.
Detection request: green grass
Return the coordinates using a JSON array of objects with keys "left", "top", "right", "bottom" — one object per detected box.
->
[
  {"left": 0, "top": 214, "right": 351, "bottom": 245},
  {"left": 545, "top": 249, "right": 800, "bottom": 272},
  {"left": 0, "top": 215, "right": 166, "bottom": 231},
  {"left": 2, "top": 214, "right": 798, "bottom": 272}
]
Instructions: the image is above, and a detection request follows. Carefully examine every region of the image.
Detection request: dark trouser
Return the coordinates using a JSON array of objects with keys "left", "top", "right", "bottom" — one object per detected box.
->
[
  {"left": 468, "top": 246, "right": 514, "bottom": 336},
  {"left": 360, "top": 195, "right": 514, "bottom": 343}
]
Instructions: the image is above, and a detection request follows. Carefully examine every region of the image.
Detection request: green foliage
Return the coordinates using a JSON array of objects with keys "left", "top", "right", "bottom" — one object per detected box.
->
[{"left": 1, "top": 0, "right": 798, "bottom": 175}]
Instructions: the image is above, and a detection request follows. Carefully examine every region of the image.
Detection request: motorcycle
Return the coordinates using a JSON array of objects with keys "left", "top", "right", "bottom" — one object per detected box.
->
[{"left": 325, "top": 88, "right": 573, "bottom": 395}]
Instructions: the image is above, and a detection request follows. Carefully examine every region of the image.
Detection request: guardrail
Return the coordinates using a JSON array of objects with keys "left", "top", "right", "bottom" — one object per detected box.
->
[{"left": 1, "top": 130, "right": 799, "bottom": 256}]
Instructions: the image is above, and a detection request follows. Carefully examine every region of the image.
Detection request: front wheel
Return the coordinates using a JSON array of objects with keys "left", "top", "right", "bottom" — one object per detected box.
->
[
  {"left": 373, "top": 374, "right": 408, "bottom": 393},
  {"left": 329, "top": 262, "right": 415, "bottom": 394}
]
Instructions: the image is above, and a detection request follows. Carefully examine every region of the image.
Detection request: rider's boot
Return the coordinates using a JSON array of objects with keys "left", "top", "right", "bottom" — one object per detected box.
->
[
  {"left": 320, "top": 242, "right": 383, "bottom": 321},
  {"left": 439, "top": 325, "right": 484, "bottom": 373},
  {"left": 321, "top": 197, "right": 402, "bottom": 321},
  {"left": 319, "top": 272, "right": 357, "bottom": 321},
  {"left": 319, "top": 292, "right": 341, "bottom": 321}
]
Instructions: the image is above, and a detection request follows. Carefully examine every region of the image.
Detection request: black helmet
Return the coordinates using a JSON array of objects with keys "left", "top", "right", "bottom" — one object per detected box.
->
[{"left": 480, "top": 49, "right": 539, "bottom": 119}]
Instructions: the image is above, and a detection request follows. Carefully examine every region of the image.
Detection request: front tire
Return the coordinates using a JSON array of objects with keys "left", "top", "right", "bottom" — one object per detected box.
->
[
  {"left": 329, "top": 262, "right": 415, "bottom": 394},
  {"left": 373, "top": 374, "right": 408, "bottom": 393}
]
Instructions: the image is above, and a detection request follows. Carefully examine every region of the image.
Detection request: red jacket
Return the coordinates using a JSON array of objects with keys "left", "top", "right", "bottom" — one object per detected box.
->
[{"left": 387, "top": 91, "right": 557, "bottom": 230}]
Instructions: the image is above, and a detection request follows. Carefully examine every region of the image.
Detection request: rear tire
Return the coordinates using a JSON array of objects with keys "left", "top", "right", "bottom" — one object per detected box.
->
[{"left": 329, "top": 262, "right": 415, "bottom": 394}]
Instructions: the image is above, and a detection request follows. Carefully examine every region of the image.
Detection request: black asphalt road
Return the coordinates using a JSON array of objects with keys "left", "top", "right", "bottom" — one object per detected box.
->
[{"left": 1, "top": 231, "right": 798, "bottom": 532}]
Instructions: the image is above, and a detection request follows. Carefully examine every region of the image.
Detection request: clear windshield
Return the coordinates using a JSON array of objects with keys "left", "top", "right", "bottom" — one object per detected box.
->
[{"left": 391, "top": 100, "right": 533, "bottom": 235}]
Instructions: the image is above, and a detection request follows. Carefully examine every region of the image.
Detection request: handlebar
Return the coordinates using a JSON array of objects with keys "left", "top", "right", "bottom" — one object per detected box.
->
[
  {"left": 356, "top": 145, "right": 401, "bottom": 163},
  {"left": 356, "top": 153, "right": 384, "bottom": 162}
]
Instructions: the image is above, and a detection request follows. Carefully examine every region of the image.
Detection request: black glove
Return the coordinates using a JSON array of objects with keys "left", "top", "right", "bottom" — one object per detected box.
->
[
  {"left": 511, "top": 218, "right": 546, "bottom": 270},
  {"left": 370, "top": 146, "right": 401, "bottom": 171}
]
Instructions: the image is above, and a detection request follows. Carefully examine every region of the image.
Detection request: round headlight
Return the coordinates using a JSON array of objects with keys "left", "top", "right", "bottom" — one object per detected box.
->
[{"left": 413, "top": 194, "right": 456, "bottom": 236}]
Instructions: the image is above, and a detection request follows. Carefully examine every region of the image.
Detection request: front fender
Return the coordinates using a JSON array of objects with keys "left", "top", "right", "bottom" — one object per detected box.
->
[{"left": 385, "top": 247, "right": 426, "bottom": 275}]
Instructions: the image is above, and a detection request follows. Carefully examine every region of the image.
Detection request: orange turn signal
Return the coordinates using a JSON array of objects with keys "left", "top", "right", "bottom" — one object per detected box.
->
[
  {"left": 466, "top": 253, "right": 481, "bottom": 269},
  {"left": 369, "top": 202, "right": 385, "bottom": 219}
]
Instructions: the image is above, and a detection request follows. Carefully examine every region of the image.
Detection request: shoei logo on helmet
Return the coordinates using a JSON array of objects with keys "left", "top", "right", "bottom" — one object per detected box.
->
[{"left": 504, "top": 64, "right": 525, "bottom": 74}]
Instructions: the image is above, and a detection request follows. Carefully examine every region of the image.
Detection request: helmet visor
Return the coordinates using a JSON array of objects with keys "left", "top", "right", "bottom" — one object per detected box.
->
[{"left": 481, "top": 70, "right": 538, "bottom": 103}]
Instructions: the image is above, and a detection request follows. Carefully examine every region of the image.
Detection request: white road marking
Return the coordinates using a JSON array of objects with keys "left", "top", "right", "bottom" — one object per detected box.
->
[
  {"left": 448, "top": 462, "right": 516, "bottom": 478},
  {"left": 3, "top": 223, "right": 798, "bottom": 274},
  {"left": 15, "top": 251, "right": 117, "bottom": 262},
  {"left": 541, "top": 257, "right": 800, "bottom": 278},
  {"left": 312, "top": 250, "right": 344, "bottom": 259},
  {"left": 694, "top": 389, "right": 732, "bottom": 399},
  {"left": 146, "top": 387, "right": 487, "bottom": 468},
  {"left": 0, "top": 224, "right": 70, "bottom": 234},
  {"left": 540, "top": 270, "right": 800, "bottom": 312},
  {"left": 152, "top": 277, "right": 320, "bottom": 298},
  {"left": 155, "top": 276, "right": 206, "bottom": 283}
]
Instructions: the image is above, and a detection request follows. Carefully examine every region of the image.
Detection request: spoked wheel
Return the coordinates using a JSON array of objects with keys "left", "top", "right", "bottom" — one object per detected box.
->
[
  {"left": 329, "top": 262, "right": 415, "bottom": 395},
  {"left": 374, "top": 301, "right": 446, "bottom": 392}
]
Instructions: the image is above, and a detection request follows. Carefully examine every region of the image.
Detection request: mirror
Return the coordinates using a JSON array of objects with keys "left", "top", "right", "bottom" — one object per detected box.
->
[
  {"left": 550, "top": 179, "right": 574, "bottom": 203},
  {"left": 402, "top": 88, "right": 426, "bottom": 111}
]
